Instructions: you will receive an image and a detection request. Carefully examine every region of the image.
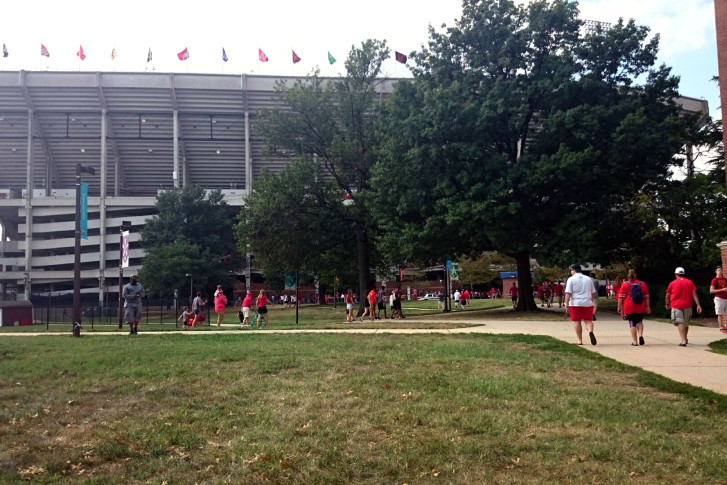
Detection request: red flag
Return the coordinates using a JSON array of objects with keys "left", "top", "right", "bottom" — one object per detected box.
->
[
  {"left": 40, "top": 44, "right": 50, "bottom": 57},
  {"left": 77, "top": 45, "right": 86, "bottom": 61},
  {"left": 258, "top": 48, "right": 268, "bottom": 62},
  {"left": 292, "top": 50, "right": 301, "bottom": 64},
  {"left": 177, "top": 48, "right": 189, "bottom": 61},
  {"left": 395, "top": 51, "right": 407, "bottom": 64}
]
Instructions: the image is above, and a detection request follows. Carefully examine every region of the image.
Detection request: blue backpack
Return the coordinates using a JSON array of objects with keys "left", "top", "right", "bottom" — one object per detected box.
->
[{"left": 628, "top": 281, "right": 644, "bottom": 304}]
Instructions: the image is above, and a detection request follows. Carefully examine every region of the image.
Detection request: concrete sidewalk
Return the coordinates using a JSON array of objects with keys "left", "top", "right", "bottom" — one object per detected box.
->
[{"left": 4, "top": 310, "right": 727, "bottom": 395}]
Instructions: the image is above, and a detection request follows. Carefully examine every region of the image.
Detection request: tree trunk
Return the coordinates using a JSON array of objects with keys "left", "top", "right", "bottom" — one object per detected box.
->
[
  {"left": 514, "top": 251, "right": 537, "bottom": 312},
  {"left": 355, "top": 220, "right": 371, "bottom": 316}
]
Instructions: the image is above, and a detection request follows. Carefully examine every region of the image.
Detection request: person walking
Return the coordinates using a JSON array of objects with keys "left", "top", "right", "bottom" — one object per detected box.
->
[
  {"left": 509, "top": 282, "right": 519, "bottom": 309},
  {"left": 255, "top": 289, "right": 270, "bottom": 327},
  {"left": 460, "top": 288, "right": 470, "bottom": 310},
  {"left": 214, "top": 286, "right": 227, "bottom": 327},
  {"left": 665, "top": 267, "right": 702, "bottom": 346},
  {"left": 617, "top": 269, "right": 650, "bottom": 346},
  {"left": 345, "top": 289, "right": 355, "bottom": 323},
  {"left": 564, "top": 264, "right": 597, "bottom": 345},
  {"left": 122, "top": 274, "right": 146, "bottom": 335},
  {"left": 191, "top": 291, "right": 206, "bottom": 327},
  {"left": 239, "top": 291, "right": 253, "bottom": 328},
  {"left": 378, "top": 286, "right": 388, "bottom": 319},
  {"left": 709, "top": 266, "right": 727, "bottom": 334}
]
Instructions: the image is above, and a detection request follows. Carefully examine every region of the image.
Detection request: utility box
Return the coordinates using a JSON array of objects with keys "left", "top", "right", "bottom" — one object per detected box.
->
[{"left": 0, "top": 300, "right": 33, "bottom": 326}]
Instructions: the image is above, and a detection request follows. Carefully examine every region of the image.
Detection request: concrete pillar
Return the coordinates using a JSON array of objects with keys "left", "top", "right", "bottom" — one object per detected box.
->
[
  {"left": 173, "top": 110, "right": 180, "bottom": 188},
  {"left": 718, "top": 241, "right": 727, "bottom": 270},
  {"left": 243, "top": 74, "right": 252, "bottom": 193},
  {"left": 24, "top": 109, "right": 33, "bottom": 301},
  {"left": 99, "top": 108, "right": 108, "bottom": 306}
]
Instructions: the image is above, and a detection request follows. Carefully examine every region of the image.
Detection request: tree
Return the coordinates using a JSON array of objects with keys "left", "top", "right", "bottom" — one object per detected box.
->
[
  {"left": 371, "top": 0, "right": 691, "bottom": 311},
  {"left": 139, "top": 185, "right": 237, "bottom": 300},
  {"left": 248, "top": 39, "right": 391, "bottom": 312},
  {"left": 235, "top": 159, "right": 358, "bottom": 302}
]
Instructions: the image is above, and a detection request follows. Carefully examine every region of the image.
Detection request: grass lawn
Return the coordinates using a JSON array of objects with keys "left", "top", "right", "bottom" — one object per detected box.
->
[{"left": 1, "top": 332, "right": 726, "bottom": 484}]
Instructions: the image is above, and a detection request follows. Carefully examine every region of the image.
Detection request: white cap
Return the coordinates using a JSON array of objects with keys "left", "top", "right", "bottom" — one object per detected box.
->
[{"left": 674, "top": 267, "right": 685, "bottom": 275}]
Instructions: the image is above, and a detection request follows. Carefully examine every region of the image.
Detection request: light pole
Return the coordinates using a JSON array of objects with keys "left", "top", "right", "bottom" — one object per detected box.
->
[
  {"left": 72, "top": 163, "right": 96, "bottom": 337},
  {"left": 186, "top": 273, "right": 193, "bottom": 305}
]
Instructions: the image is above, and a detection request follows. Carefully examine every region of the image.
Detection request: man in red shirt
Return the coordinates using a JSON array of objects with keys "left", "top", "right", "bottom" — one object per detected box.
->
[
  {"left": 710, "top": 266, "right": 727, "bottom": 333},
  {"left": 552, "top": 280, "right": 564, "bottom": 308},
  {"left": 460, "top": 289, "right": 470, "bottom": 310},
  {"left": 665, "top": 267, "right": 702, "bottom": 347},
  {"left": 509, "top": 282, "right": 519, "bottom": 309}
]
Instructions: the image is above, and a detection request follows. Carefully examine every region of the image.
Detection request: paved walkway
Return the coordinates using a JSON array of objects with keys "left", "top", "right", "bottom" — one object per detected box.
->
[{"left": 5, "top": 310, "right": 727, "bottom": 395}]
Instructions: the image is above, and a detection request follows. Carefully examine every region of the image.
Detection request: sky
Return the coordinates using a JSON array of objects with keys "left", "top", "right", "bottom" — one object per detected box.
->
[{"left": 0, "top": 0, "right": 720, "bottom": 118}]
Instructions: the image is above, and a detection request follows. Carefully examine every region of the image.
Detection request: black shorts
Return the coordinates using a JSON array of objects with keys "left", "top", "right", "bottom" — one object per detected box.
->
[
  {"left": 194, "top": 308, "right": 202, "bottom": 315},
  {"left": 258, "top": 306, "right": 268, "bottom": 314},
  {"left": 393, "top": 300, "right": 402, "bottom": 310},
  {"left": 461, "top": 300, "right": 467, "bottom": 306},
  {"left": 364, "top": 300, "right": 370, "bottom": 308},
  {"left": 378, "top": 301, "right": 385, "bottom": 310}
]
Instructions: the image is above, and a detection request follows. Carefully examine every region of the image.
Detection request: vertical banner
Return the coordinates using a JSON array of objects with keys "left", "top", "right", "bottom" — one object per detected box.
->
[
  {"left": 80, "top": 182, "right": 88, "bottom": 239},
  {"left": 284, "top": 270, "right": 296, "bottom": 290},
  {"left": 121, "top": 230, "right": 130, "bottom": 268}
]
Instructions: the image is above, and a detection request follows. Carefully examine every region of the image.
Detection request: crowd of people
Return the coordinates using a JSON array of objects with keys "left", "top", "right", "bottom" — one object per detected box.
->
[{"left": 120, "top": 263, "right": 726, "bottom": 346}]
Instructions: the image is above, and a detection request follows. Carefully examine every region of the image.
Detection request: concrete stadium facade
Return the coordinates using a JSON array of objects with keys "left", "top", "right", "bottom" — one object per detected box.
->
[
  {"left": 0, "top": 70, "right": 398, "bottom": 305},
  {"left": 0, "top": 70, "right": 708, "bottom": 306}
]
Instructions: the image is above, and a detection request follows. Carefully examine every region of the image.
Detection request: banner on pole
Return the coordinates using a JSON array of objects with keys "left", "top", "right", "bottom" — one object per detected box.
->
[
  {"left": 121, "top": 230, "right": 130, "bottom": 268},
  {"left": 284, "top": 270, "right": 296, "bottom": 290},
  {"left": 80, "top": 182, "right": 88, "bottom": 239}
]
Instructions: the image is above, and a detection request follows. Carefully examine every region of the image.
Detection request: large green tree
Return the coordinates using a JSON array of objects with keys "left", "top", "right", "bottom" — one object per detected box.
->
[
  {"left": 245, "top": 39, "right": 390, "bottom": 311},
  {"left": 139, "top": 185, "right": 237, "bottom": 300},
  {"left": 371, "top": 0, "right": 691, "bottom": 310}
]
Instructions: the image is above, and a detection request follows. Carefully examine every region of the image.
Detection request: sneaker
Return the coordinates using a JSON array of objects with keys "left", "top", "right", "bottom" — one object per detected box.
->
[{"left": 639, "top": 336, "right": 645, "bottom": 346}]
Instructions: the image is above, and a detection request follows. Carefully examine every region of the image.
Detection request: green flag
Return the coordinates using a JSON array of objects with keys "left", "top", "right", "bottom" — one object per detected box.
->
[{"left": 327, "top": 51, "right": 336, "bottom": 65}]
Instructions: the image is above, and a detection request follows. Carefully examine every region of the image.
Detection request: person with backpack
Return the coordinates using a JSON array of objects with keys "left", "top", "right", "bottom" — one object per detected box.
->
[{"left": 617, "top": 269, "right": 650, "bottom": 346}]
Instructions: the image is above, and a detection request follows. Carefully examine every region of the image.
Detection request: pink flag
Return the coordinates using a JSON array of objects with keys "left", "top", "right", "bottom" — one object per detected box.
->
[
  {"left": 258, "top": 49, "right": 268, "bottom": 62},
  {"left": 177, "top": 48, "right": 189, "bottom": 61},
  {"left": 77, "top": 45, "right": 86, "bottom": 61},
  {"left": 40, "top": 44, "right": 50, "bottom": 57},
  {"left": 292, "top": 50, "right": 301, "bottom": 64}
]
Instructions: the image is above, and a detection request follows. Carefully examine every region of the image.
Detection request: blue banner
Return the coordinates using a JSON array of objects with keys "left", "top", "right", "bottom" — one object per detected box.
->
[{"left": 80, "top": 182, "right": 88, "bottom": 239}]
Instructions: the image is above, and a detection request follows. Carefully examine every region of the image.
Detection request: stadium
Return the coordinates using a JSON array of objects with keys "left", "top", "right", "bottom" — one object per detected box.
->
[{"left": 0, "top": 70, "right": 708, "bottom": 310}]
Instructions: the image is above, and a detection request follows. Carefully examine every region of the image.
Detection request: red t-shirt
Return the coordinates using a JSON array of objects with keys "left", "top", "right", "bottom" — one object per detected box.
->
[
  {"left": 553, "top": 283, "right": 563, "bottom": 296},
  {"left": 242, "top": 295, "right": 253, "bottom": 308},
  {"left": 711, "top": 277, "right": 727, "bottom": 300},
  {"left": 368, "top": 290, "right": 377, "bottom": 305},
  {"left": 618, "top": 280, "right": 649, "bottom": 314},
  {"left": 461, "top": 290, "right": 470, "bottom": 302},
  {"left": 666, "top": 277, "right": 696, "bottom": 310},
  {"left": 509, "top": 286, "right": 518, "bottom": 297},
  {"left": 256, "top": 295, "right": 269, "bottom": 307}
]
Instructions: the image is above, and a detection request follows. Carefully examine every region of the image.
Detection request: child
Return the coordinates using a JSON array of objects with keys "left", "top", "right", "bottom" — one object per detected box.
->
[{"left": 177, "top": 306, "right": 193, "bottom": 329}]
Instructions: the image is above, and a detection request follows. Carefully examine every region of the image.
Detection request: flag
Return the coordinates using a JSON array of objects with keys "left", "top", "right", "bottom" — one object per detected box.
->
[
  {"left": 2, "top": 44, "right": 7, "bottom": 58},
  {"left": 222, "top": 47, "right": 228, "bottom": 62},
  {"left": 327, "top": 51, "right": 336, "bottom": 65},
  {"left": 111, "top": 48, "right": 117, "bottom": 61},
  {"left": 40, "top": 44, "right": 50, "bottom": 57},
  {"left": 77, "top": 45, "right": 86, "bottom": 61},
  {"left": 395, "top": 51, "right": 407, "bottom": 64},
  {"left": 258, "top": 48, "right": 268, "bottom": 62},
  {"left": 147, "top": 48, "right": 152, "bottom": 62},
  {"left": 177, "top": 47, "right": 189, "bottom": 60},
  {"left": 292, "top": 50, "right": 301, "bottom": 64}
]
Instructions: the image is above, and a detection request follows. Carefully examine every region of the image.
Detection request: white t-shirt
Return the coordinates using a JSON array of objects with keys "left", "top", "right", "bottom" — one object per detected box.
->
[
  {"left": 565, "top": 272, "right": 595, "bottom": 307},
  {"left": 454, "top": 291, "right": 461, "bottom": 302}
]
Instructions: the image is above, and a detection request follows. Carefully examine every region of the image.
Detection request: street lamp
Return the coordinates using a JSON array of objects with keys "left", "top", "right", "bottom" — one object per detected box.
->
[
  {"left": 72, "top": 163, "right": 96, "bottom": 337},
  {"left": 186, "top": 273, "right": 193, "bottom": 305}
]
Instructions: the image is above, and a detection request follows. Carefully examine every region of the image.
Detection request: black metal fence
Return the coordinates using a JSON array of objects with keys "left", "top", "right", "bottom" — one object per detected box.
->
[{"left": 31, "top": 297, "right": 212, "bottom": 328}]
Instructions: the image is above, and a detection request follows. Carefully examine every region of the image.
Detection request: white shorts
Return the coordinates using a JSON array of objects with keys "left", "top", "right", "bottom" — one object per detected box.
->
[
  {"left": 242, "top": 307, "right": 250, "bottom": 318},
  {"left": 346, "top": 303, "right": 353, "bottom": 310},
  {"left": 715, "top": 298, "right": 727, "bottom": 316}
]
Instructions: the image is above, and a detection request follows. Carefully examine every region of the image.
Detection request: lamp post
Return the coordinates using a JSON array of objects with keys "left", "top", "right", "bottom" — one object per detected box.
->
[
  {"left": 117, "top": 220, "right": 131, "bottom": 329},
  {"left": 72, "top": 163, "right": 96, "bottom": 337},
  {"left": 186, "top": 273, "right": 193, "bottom": 305}
]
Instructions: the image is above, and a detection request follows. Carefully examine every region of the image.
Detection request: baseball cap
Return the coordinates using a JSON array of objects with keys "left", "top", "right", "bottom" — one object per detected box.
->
[{"left": 674, "top": 267, "right": 685, "bottom": 275}]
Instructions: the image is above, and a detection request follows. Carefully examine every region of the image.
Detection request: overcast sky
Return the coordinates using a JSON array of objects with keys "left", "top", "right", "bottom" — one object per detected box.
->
[{"left": 0, "top": 0, "right": 720, "bottom": 117}]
